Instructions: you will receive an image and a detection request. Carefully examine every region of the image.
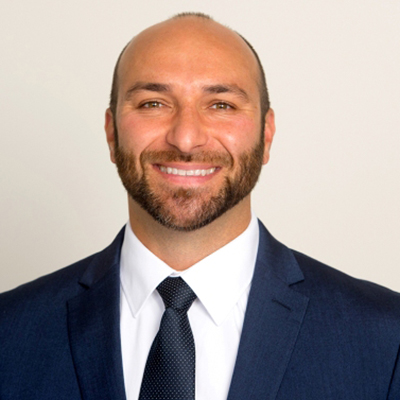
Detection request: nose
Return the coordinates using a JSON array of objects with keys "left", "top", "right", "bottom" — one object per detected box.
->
[{"left": 166, "top": 106, "right": 208, "bottom": 154}]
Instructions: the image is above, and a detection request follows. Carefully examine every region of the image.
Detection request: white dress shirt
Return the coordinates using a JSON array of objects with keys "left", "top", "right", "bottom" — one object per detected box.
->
[{"left": 120, "top": 213, "right": 259, "bottom": 400}]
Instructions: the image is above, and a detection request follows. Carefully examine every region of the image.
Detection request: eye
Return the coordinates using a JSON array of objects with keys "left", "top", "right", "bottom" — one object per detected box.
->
[
  {"left": 210, "top": 102, "right": 233, "bottom": 110},
  {"left": 141, "top": 101, "right": 163, "bottom": 108}
]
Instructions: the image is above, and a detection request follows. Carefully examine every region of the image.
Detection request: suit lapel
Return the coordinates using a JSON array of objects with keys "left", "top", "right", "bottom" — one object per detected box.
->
[
  {"left": 67, "top": 229, "right": 127, "bottom": 400},
  {"left": 227, "top": 222, "right": 309, "bottom": 400},
  {"left": 65, "top": 222, "right": 308, "bottom": 400}
]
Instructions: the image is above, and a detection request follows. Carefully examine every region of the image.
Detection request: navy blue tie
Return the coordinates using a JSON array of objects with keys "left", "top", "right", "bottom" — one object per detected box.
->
[{"left": 139, "top": 277, "right": 197, "bottom": 400}]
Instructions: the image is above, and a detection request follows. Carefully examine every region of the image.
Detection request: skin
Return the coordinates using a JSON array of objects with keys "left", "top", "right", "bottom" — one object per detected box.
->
[{"left": 105, "top": 17, "right": 275, "bottom": 270}]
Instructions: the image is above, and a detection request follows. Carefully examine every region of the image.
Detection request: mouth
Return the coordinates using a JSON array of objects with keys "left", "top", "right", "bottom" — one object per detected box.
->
[{"left": 158, "top": 165, "right": 217, "bottom": 177}]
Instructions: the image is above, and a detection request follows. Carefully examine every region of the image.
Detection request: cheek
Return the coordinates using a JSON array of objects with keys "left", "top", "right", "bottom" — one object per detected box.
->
[
  {"left": 117, "top": 114, "right": 165, "bottom": 151},
  {"left": 215, "top": 117, "right": 260, "bottom": 155}
]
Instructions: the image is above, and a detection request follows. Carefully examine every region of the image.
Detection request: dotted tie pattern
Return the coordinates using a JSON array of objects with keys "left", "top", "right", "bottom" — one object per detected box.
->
[{"left": 139, "top": 277, "right": 197, "bottom": 400}]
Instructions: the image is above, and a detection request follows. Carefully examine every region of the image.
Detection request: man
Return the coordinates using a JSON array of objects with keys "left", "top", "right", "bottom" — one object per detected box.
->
[{"left": 1, "top": 12, "right": 400, "bottom": 400}]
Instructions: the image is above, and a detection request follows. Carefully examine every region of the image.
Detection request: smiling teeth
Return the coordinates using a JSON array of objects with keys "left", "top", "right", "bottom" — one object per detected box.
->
[{"left": 159, "top": 166, "right": 216, "bottom": 176}]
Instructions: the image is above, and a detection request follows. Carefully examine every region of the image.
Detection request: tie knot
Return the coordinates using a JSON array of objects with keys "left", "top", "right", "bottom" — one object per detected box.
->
[{"left": 157, "top": 277, "right": 197, "bottom": 312}]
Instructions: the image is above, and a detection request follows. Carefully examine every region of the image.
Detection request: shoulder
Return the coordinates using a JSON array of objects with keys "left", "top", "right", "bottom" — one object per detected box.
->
[
  {"left": 0, "top": 254, "right": 95, "bottom": 323},
  {"left": 293, "top": 249, "right": 400, "bottom": 303},
  {"left": 255, "top": 222, "right": 400, "bottom": 397},
  {"left": 258, "top": 220, "right": 400, "bottom": 321},
  {"left": 291, "top": 249, "right": 400, "bottom": 326},
  {"left": 258, "top": 220, "right": 400, "bottom": 313},
  {"left": 0, "top": 227, "right": 125, "bottom": 324}
]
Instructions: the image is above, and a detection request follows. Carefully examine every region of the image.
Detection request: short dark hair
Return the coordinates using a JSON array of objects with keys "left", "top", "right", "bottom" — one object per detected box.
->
[{"left": 109, "top": 13, "right": 270, "bottom": 120}]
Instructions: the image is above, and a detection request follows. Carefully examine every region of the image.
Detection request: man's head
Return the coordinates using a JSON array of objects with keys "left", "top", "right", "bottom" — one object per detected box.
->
[{"left": 105, "top": 13, "right": 275, "bottom": 231}]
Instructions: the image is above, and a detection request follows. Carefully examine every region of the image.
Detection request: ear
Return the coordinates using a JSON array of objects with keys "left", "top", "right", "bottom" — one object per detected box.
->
[
  {"left": 105, "top": 108, "right": 116, "bottom": 164},
  {"left": 262, "top": 108, "right": 276, "bottom": 165}
]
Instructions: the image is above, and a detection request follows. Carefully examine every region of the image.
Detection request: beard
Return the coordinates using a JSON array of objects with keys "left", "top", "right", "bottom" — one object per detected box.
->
[{"left": 114, "top": 136, "right": 265, "bottom": 232}]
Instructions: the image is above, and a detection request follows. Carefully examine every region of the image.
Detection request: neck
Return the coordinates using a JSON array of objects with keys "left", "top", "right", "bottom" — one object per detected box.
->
[{"left": 128, "top": 197, "right": 252, "bottom": 271}]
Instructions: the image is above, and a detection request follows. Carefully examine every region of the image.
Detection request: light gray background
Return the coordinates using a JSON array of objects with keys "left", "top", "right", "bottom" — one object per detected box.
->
[{"left": 1, "top": 0, "right": 399, "bottom": 293}]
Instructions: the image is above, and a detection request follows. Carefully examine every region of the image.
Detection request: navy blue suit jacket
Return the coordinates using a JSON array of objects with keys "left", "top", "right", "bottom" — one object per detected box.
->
[{"left": 1, "top": 221, "right": 400, "bottom": 399}]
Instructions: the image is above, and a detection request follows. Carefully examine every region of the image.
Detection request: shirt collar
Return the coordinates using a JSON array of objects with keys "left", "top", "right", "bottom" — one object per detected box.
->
[{"left": 120, "top": 213, "right": 259, "bottom": 326}]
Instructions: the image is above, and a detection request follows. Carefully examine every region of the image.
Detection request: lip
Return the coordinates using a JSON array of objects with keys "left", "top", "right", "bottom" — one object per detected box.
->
[
  {"left": 156, "top": 163, "right": 217, "bottom": 170},
  {"left": 153, "top": 163, "right": 221, "bottom": 184}
]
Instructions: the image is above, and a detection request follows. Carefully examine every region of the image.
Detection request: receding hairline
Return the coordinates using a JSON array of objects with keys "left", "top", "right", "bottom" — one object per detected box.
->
[
  {"left": 109, "top": 12, "right": 270, "bottom": 118},
  {"left": 118, "top": 12, "right": 245, "bottom": 78}
]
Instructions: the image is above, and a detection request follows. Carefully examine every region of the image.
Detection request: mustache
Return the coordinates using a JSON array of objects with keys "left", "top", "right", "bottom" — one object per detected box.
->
[{"left": 140, "top": 150, "right": 233, "bottom": 167}]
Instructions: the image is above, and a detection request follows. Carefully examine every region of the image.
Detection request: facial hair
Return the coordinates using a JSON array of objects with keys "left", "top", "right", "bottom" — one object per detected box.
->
[{"left": 114, "top": 138, "right": 265, "bottom": 232}]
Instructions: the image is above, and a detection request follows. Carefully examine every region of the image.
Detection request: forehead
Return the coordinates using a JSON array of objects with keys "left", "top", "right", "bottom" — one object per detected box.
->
[{"left": 117, "top": 18, "right": 260, "bottom": 94}]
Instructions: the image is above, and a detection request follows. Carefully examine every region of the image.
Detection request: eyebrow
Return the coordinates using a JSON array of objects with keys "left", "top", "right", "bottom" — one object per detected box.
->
[
  {"left": 202, "top": 84, "right": 250, "bottom": 102},
  {"left": 125, "top": 82, "right": 171, "bottom": 100},
  {"left": 124, "top": 82, "right": 250, "bottom": 102}
]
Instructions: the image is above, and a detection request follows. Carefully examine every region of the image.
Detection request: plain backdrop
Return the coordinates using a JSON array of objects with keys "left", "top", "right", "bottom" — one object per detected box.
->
[{"left": 1, "top": 0, "right": 399, "bottom": 293}]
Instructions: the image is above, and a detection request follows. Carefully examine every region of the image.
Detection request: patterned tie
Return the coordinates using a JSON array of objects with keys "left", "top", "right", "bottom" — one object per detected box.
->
[{"left": 139, "top": 277, "right": 197, "bottom": 400}]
